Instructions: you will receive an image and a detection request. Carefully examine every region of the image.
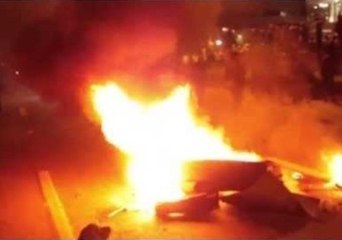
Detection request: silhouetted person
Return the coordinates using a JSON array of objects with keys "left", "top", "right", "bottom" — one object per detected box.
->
[
  {"left": 223, "top": 29, "right": 235, "bottom": 48},
  {"left": 301, "top": 23, "right": 308, "bottom": 43},
  {"left": 316, "top": 20, "right": 323, "bottom": 49},
  {"left": 321, "top": 53, "right": 336, "bottom": 99},
  {"left": 0, "top": 62, "right": 5, "bottom": 113},
  {"left": 326, "top": 37, "right": 338, "bottom": 59},
  {"left": 227, "top": 47, "right": 245, "bottom": 105},
  {"left": 78, "top": 224, "right": 111, "bottom": 240},
  {"left": 336, "top": 14, "right": 342, "bottom": 46}
]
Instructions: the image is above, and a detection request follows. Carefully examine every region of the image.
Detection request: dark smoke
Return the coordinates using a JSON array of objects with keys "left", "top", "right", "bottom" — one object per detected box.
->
[{"left": 7, "top": 2, "right": 185, "bottom": 109}]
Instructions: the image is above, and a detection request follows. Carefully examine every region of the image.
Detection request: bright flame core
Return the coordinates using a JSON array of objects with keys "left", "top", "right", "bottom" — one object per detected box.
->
[
  {"left": 329, "top": 153, "right": 342, "bottom": 186},
  {"left": 91, "top": 83, "right": 260, "bottom": 210}
]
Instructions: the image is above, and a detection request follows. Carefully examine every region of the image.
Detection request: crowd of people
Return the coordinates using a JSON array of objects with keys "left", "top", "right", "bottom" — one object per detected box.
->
[
  {"left": 182, "top": 17, "right": 342, "bottom": 102},
  {"left": 317, "top": 15, "right": 342, "bottom": 101}
]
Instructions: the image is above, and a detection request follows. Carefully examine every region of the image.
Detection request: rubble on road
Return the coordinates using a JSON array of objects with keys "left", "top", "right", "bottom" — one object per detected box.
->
[{"left": 155, "top": 193, "right": 218, "bottom": 219}]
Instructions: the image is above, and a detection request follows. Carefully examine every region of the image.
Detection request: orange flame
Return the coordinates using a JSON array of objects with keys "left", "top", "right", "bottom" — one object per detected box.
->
[
  {"left": 327, "top": 153, "right": 342, "bottom": 186},
  {"left": 90, "top": 82, "right": 260, "bottom": 211}
]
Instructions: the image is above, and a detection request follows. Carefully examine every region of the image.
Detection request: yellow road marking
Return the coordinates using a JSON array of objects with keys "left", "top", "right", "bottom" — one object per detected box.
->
[{"left": 38, "top": 170, "right": 74, "bottom": 238}]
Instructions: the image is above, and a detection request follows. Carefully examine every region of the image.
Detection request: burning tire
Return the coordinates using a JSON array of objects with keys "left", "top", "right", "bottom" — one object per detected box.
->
[{"left": 182, "top": 160, "right": 267, "bottom": 193}]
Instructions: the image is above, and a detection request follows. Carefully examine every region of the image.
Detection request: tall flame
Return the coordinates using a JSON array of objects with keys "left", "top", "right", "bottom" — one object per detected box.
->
[{"left": 90, "top": 82, "right": 260, "bottom": 210}]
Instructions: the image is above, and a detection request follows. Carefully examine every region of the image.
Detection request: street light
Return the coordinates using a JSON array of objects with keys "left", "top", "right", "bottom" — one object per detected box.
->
[
  {"left": 215, "top": 39, "right": 223, "bottom": 47},
  {"left": 221, "top": 27, "right": 229, "bottom": 33},
  {"left": 318, "top": 2, "right": 329, "bottom": 8}
]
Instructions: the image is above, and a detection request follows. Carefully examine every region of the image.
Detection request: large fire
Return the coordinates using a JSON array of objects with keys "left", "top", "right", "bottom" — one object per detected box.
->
[{"left": 90, "top": 82, "right": 260, "bottom": 210}]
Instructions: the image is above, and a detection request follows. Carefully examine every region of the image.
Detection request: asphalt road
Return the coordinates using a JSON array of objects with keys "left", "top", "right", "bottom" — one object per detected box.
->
[{"left": 0, "top": 158, "right": 55, "bottom": 238}]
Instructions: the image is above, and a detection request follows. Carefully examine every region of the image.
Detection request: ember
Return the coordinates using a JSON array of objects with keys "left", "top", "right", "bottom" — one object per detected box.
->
[{"left": 90, "top": 82, "right": 260, "bottom": 212}]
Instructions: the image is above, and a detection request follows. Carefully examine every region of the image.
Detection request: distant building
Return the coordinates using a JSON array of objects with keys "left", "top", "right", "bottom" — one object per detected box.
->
[
  {"left": 307, "top": 0, "right": 342, "bottom": 23},
  {"left": 305, "top": 0, "right": 342, "bottom": 41},
  {"left": 218, "top": 0, "right": 307, "bottom": 28}
]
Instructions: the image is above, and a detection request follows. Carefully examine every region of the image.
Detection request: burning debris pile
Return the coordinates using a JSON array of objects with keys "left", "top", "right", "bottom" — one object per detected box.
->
[
  {"left": 88, "top": 81, "right": 342, "bottom": 220},
  {"left": 90, "top": 82, "right": 259, "bottom": 210}
]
